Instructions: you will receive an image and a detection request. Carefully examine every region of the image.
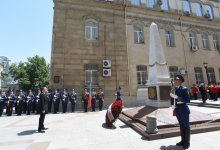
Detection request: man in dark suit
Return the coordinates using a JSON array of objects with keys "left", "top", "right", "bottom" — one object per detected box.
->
[
  {"left": 170, "top": 75, "right": 191, "bottom": 149},
  {"left": 38, "top": 87, "right": 49, "bottom": 133}
]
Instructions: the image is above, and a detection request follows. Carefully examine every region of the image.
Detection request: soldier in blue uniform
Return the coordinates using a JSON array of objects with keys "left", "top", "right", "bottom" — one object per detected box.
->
[
  {"left": 62, "top": 89, "right": 69, "bottom": 113},
  {"left": 170, "top": 75, "right": 191, "bottom": 149},
  {"left": 70, "top": 89, "right": 77, "bottom": 112},
  {"left": 47, "top": 89, "right": 53, "bottom": 113},
  {"left": 26, "top": 90, "right": 35, "bottom": 115},
  {"left": 34, "top": 89, "right": 41, "bottom": 114},
  {"left": 17, "top": 90, "right": 25, "bottom": 116},
  {"left": 7, "top": 91, "right": 16, "bottom": 116},
  {"left": 53, "top": 89, "right": 61, "bottom": 114},
  {"left": 0, "top": 91, "right": 7, "bottom": 116}
]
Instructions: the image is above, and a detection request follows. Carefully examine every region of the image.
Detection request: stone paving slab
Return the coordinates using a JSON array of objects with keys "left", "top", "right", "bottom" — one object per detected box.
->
[{"left": 0, "top": 107, "right": 220, "bottom": 150}]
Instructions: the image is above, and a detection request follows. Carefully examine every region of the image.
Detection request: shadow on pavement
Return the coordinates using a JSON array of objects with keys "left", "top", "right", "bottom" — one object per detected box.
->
[
  {"left": 17, "top": 130, "right": 38, "bottom": 136},
  {"left": 119, "top": 124, "right": 129, "bottom": 129},
  {"left": 102, "top": 123, "right": 116, "bottom": 129},
  {"left": 160, "top": 145, "right": 183, "bottom": 150}
]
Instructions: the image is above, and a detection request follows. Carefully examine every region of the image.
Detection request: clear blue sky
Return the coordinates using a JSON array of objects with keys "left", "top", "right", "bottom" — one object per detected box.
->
[{"left": 0, "top": 0, "right": 53, "bottom": 64}]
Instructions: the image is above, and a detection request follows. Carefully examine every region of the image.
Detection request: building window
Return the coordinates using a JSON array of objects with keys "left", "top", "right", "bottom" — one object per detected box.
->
[
  {"left": 201, "top": 33, "right": 209, "bottom": 49},
  {"left": 194, "top": 67, "right": 204, "bottom": 85},
  {"left": 207, "top": 67, "right": 216, "bottom": 84},
  {"left": 85, "top": 64, "right": 98, "bottom": 86},
  {"left": 85, "top": 19, "right": 98, "bottom": 40},
  {"left": 131, "top": 0, "right": 140, "bottom": 6},
  {"left": 194, "top": 3, "right": 202, "bottom": 17},
  {"left": 146, "top": 0, "right": 155, "bottom": 8},
  {"left": 213, "top": 35, "right": 220, "bottom": 51},
  {"left": 183, "top": 0, "right": 191, "bottom": 13},
  {"left": 169, "top": 66, "right": 178, "bottom": 78},
  {"left": 203, "top": 5, "right": 213, "bottom": 19},
  {"left": 189, "top": 32, "right": 197, "bottom": 48},
  {"left": 134, "top": 25, "right": 144, "bottom": 44},
  {"left": 54, "top": 76, "right": 60, "bottom": 84},
  {"left": 165, "top": 29, "right": 175, "bottom": 47},
  {"left": 137, "top": 65, "right": 148, "bottom": 85},
  {"left": 161, "top": 0, "right": 169, "bottom": 11}
]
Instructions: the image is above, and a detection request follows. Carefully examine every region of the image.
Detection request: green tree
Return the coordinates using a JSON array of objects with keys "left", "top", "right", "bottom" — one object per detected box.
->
[{"left": 9, "top": 55, "right": 49, "bottom": 91}]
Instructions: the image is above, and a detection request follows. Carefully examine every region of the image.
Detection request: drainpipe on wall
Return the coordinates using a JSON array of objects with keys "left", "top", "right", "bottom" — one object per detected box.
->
[{"left": 124, "top": 0, "right": 131, "bottom": 96}]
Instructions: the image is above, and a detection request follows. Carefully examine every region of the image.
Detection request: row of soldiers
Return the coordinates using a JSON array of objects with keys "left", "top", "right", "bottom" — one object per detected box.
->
[
  {"left": 0, "top": 88, "right": 78, "bottom": 116},
  {"left": 0, "top": 88, "right": 105, "bottom": 117}
]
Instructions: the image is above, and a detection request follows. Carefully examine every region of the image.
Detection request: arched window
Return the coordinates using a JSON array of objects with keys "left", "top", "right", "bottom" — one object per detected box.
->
[
  {"left": 146, "top": 0, "right": 155, "bottom": 8},
  {"left": 213, "top": 35, "right": 220, "bottom": 51},
  {"left": 161, "top": 0, "right": 169, "bottom": 11},
  {"left": 203, "top": 5, "right": 214, "bottom": 19},
  {"left": 134, "top": 25, "right": 144, "bottom": 44},
  {"left": 194, "top": 3, "right": 202, "bottom": 17},
  {"left": 85, "top": 19, "right": 98, "bottom": 40},
  {"left": 201, "top": 33, "right": 209, "bottom": 49},
  {"left": 183, "top": 0, "right": 191, "bottom": 13},
  {"left": 131, "top": 0, "right": 141, "bottom": 6},
  {"left": 189, "top": 32, "right": 197, "bottom": 48}
]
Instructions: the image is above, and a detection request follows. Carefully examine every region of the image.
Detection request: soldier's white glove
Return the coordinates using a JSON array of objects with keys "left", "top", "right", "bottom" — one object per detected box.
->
[
  {"left": 171, "top": 105, "right": 175, "bottom": 109},
  {"left": 170, "top": 93, "right": 178, "bottom": 99},
  {"left": 42, "top": 110, "right": 45, "bottom": 113}
]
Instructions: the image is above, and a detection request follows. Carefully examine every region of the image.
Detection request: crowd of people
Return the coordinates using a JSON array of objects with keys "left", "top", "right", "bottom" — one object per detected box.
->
[
  {"left": 191, "top": 83, "right": 220, "bottom": 103},
  {"left": 0, "top": 87, "right": 105, "bottom": 117}
]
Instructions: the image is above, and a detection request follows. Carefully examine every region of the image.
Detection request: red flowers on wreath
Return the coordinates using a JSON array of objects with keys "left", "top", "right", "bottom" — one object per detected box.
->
[{"left": 111, "top": 100, "right": 123, "bottom": 118}]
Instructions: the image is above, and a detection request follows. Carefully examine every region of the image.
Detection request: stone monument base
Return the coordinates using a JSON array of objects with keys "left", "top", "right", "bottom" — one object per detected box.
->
[{"left": 119, "top": 106, "right": 220, "bottom": 140}]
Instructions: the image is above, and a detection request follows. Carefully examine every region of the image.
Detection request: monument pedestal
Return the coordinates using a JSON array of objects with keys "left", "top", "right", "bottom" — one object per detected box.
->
[{"left": 146, "top": 83, "right": 171, "bottom": 108}]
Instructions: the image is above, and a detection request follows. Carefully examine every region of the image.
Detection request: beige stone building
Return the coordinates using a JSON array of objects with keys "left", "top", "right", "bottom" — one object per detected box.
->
[{"left": 51, "top": 0, "right": 220, "bottom": 106}]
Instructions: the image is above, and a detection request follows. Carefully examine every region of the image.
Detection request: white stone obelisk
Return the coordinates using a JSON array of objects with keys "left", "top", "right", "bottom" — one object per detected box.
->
[{"left": 146, "top": 22, "right": 171, "bottom": 108}]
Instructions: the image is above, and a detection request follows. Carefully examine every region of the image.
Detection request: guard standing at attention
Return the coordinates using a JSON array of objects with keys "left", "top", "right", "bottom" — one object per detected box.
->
[{"left": 170, "top": 75, "right": 191, "bottom": 149}]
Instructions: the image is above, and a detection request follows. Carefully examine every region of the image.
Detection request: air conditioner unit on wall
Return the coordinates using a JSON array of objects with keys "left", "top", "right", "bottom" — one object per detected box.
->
[
  {"left": 103, "top": 60, "right": 111, "bottom": 68},
  {"left": 103, "top": 69, "right": 111, "bottom": 77}
]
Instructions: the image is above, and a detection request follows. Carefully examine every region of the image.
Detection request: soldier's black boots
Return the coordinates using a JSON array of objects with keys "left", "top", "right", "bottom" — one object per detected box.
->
[
  {"left": 176, "top": 127, "right": 185, "bottom": 146},
  {"left": 182, "top": 128, "right": 190, "bottom": 149}
]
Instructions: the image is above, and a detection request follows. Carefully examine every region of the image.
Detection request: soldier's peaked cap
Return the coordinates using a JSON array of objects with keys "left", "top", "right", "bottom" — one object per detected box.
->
[{"left": 175, "top": 75, "right": 184, "bottom": 83}]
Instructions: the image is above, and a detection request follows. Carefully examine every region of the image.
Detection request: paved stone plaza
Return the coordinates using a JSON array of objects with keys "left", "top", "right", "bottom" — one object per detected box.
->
[{"left": 0, "top": 101, "right": 220, "bottom": 150}]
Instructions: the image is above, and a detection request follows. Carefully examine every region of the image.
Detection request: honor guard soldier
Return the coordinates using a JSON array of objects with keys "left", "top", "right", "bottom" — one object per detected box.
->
[
  {"left": 70, "top": 89, "right": 77, "bottom": 112},
  {"left": 97, "top": 88, "right": 104, "bottom": 111},
  {"left": 17, "top": 90, "right": 25, "bottom": 116},
  {"left": 62, "top": 89, "right": 69, "bottom": 113},
  {"left": 170, "top": 75, "right": 191, "bottom": 149},
  {"left": 47, "top": 89, "right": 53, "bottom": 113},
  {"left": 82, "top": 88, "right": 89, "bottom": 112},
  {"left": 34, "top": 89, "right": 41, "bottom": 114},
  {"left": 7, "top": 91, "right": 16, "bottom": 116},
  {"left": 26, "top": 90, "right": 34, "bottom": 115},
  {"left": 91, "top": 89, "right": 97, "bottom": 112},
  {"left": 53, "top": 89, "right": 61, "bottom": 114},
  {"left": 22, "top": 91, "right": 27, "bottom": 114},
  {"left": 0, "top": 91, "right": 7, "bottom": 117},
  {"left": 14, "top": 90, "right": 19, "bottom": 114}
]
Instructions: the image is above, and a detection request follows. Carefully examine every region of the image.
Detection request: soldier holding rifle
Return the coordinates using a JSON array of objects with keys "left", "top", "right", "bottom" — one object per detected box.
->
[{"left": 170, "top": 75, "right": 191, "bottom": 149}]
